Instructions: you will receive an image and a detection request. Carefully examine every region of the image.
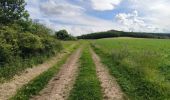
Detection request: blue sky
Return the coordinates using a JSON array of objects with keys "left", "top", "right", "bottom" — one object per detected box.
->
[{"left": 26, "top": 0, "right": 170, "bottom": 36}]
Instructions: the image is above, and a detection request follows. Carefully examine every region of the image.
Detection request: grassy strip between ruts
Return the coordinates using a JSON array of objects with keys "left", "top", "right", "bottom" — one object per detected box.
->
[
  {"left": 68, "top": 45, "right": 103, "bottom": 100},
  {"left": 10, "top": 44, "right": 79, "bottom": 100}
]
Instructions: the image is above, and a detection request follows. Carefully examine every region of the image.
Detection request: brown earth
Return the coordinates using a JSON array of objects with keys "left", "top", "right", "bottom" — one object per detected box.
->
[
  {"left": 90, "top": 48, "right": 125, "bottom": 100},
  {"left": 31, "top": 48, "right": 82, "bottom": 100},
  {"left": 0, "top": 49, "right": 71, "bottom": 100}
]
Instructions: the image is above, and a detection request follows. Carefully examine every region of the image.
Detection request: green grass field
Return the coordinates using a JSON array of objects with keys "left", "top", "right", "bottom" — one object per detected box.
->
[{"left": 91, "top": 37, "right": 170, "bottom": 100}]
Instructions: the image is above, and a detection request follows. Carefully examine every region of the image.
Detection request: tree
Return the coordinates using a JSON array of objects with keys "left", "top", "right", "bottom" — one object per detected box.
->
[
  {"left": 55, "top": 30, "right": 70, "bottom": 40},
  {"left": 0, "top": 0, "right": 29, "bottom": 25}
]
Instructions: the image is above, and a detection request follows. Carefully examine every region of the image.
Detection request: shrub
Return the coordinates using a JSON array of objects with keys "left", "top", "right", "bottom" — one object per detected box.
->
[
  {"left": 0, "top": 42, "right": 13, "bottom": 63},
  {"left": 18, "top": 32, "right": 43, "bottom": 55},
  {"left": 42, "top": 36, "right": 62, "bottom": 54},
  {"left": 0, "top": 28, "right": 19, "bottom": 63}
]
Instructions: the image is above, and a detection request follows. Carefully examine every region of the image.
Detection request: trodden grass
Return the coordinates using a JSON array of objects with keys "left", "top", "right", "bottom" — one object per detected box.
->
[
  {"left": 68, "top": 46, "right": 103, "bottom": 100},
  {"left": 10, "top": 44, "right": 78, "bottom": 100}
]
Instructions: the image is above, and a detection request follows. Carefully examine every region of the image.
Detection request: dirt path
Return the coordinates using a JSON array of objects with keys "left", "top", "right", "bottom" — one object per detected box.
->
[
  {"left": 90, "top": 48, "right": 125, "bottom": 100},
  {"left": 31, "top": 48, "right": 82, "bottom": 100},
  {"left": 0, "top": 50, "right": 70, "bottom": 100}
]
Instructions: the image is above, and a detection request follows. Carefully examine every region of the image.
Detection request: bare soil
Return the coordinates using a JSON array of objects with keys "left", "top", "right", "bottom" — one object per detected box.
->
[
  {"left": 0, "top": 51, "right": 68, "bottom": 100},
  {"left": 31, "top": 48, "right": 82, "bottom": 100},
  {"left": 90, "top": 48, "right": 125, "bottom": 100}
]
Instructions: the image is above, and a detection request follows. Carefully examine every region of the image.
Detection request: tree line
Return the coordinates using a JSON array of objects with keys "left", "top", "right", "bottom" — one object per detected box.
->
[{"left": 77, "top": 30, "right": 170, "bottom": 39}]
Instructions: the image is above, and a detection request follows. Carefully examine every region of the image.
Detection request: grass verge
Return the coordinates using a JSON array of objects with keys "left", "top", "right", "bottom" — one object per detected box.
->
[
  {"left": 68, "top": 46, "right": 102, "bottom": 100},
  {"left": 10, "top": 44, "right": 78, "bottom": 100}
]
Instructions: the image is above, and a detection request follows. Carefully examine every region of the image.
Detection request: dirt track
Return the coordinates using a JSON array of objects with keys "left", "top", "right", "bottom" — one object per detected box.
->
[
  {"left": 91, "top": 48, "right": 125, "bottom": 100},
  {"left": 0, "top": 46, "right": 125, "bottom": 100},
  {"left": 0, "top": 51, "right": 68, "bottom": 100},
  {"left": 31, "top": 48, "right": 81, "bottom": 100}
]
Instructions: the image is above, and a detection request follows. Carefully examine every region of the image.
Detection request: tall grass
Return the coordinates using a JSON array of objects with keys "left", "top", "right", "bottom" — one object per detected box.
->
[{"left": 91, "top": 37, "right": 170, "bottom": 100}]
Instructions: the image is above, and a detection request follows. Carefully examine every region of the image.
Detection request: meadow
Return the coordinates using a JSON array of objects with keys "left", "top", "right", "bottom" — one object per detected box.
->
[{"left": 91, "top": 37, "right": 170, "bottom": 100}]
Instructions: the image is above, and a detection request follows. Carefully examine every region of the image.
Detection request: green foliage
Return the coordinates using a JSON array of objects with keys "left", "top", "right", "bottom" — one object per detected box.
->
[
  {"left": 55, "top": 30, "right": 69, "bottom": 40},
  {"left": 0, "top": 0, "right": 29, "bottom": 24},
  {"left": 18, "top": 32, "right": 43, "bottom": 54},
  {"left": 69, "top": 47, "right": 102, "bottom": 100},
  {"left": 42, "top": 36, "right": 62, "bottom": 54},
  {"left": 91, "top": 38, "right": 170, "bottom": 100},
  {"left": 78, "top": 30, "right": 170, "bottom": 39},
  {"left": 55, "top": 30, "right": 77, "bottom": 40},
  {"left": 0, "top": 22, "right": 62, "bottom": 82},
  {"left": 0, "top": 42, "right": 13, "bottom": 63},
  {"left": 0, "top": 27, "right": 18, "bottom": 63},
  {"left": 30, "top": 23, "right": 52, "bottom": 36},
  {"left": 0, "top": 0, "right": 64, "bottom": 82}
]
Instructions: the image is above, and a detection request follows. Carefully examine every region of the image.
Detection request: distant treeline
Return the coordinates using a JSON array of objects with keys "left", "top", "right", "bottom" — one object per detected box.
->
[{"left": 77, "top": 30, "right": 170, "bottom": 39}]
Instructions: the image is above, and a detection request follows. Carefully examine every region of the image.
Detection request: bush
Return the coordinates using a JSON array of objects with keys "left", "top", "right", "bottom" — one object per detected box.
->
[
  {"left": 0, "top": 23, "right": 63, "bottom": 81},
  {"left": 18, "top": 32, "right": 43, "bottom": 55},
  {"left": 30, "top": 23, "right": 52, "bottom": 36},
  {"left": 0, "top": 42, "right": 13, "bottom": 63},
  {"left": 0, "top": 28, "right": 19, "bottom": 63},
  {"left": 42, "top": 36, "right": 62, "bottom": 54}
]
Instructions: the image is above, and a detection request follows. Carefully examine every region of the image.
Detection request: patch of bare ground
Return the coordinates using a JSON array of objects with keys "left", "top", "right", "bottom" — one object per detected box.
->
[
  {"left": 90, "top": 48, "right": 125, "bottom": 100},
  {"left": 31, "top": 48, "right": 82, "bottom": 100},
  {"left": 0, "top": 50, "right": 69, "bottom": 100}
]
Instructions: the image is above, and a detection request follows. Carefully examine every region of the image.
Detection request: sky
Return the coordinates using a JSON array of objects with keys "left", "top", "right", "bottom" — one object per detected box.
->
[{"left": 25, "top": 0, "right": 170, "bottom": 36}]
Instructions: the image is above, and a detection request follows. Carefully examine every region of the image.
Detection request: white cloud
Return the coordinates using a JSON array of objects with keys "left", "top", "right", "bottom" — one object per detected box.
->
[
  {"left": 115, "top": 10, "right": 160, "bottom": 32},
  {"left": 26, "top": 0, "right": 170, "bottom": 35},
  {"left": 40, "top": 0, "right": 84, "bottom": 17},
  {"left": 53, "top": 24, "right": 114, "bottom": 36},
  {"left": 126, "top": 0, "right": 170, "bottom": 32},
  {"left": 90, "top": 0, "right": 122, "bottom": 11},
  {"left": 28, "top": 0, "right": 117, "bottom": 35}
]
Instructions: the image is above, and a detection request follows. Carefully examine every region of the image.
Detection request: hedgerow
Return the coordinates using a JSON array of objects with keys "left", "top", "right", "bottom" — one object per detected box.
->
[{"left": 0, "top": 23, "right": 62, "bottom": 82}]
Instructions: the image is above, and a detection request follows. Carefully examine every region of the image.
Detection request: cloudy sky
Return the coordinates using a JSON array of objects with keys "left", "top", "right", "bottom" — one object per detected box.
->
[{"left": 26, "top": 0, "right": 170, "bottom": 36}]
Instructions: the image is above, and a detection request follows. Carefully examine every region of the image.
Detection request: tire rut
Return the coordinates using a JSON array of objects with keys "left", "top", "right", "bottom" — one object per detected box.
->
[
  {"left": 90, "top": 48, "right": 125, "bottom": 100},
  {"left": 31, "top": 48, "right": 82, "bottom": 100}
]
